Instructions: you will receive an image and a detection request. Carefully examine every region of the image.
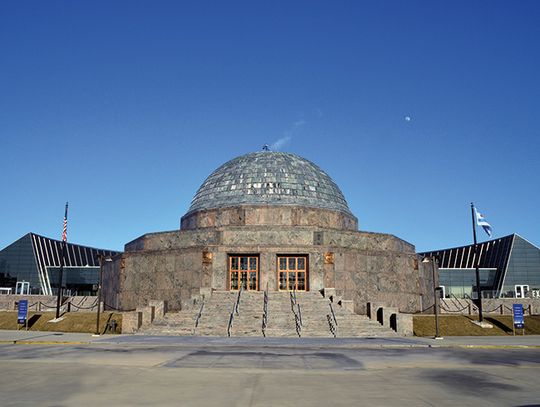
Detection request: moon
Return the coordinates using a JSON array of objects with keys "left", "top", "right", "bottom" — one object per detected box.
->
[{"left": 404, "top": 116, "right": 411, "bottom": 122}]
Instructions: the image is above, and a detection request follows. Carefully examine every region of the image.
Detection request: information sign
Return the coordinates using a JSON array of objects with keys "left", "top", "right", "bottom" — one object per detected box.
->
[
  {"left": 513, "top": 303, "right": 524, "bottom": 329},
  {"left": 17, "top": 299, "right": 28, "bottom": 325}
]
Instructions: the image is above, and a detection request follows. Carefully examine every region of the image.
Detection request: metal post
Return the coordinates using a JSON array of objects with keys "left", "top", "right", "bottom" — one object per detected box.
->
[
  {"left": 431, "top": 258, "right": 441, "bottom": 338},
  {"left": 471, "top": 202, "right": 484, "bottom": 322},
  {"left": 55, "top": 202, "right": 68, "bottom": 319},
  {"left": 95, "top": 255, "right": 104, "bottom": 336}
]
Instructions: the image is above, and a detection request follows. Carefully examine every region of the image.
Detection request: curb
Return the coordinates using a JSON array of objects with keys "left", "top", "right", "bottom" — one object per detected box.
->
[{"left": 0, "top": 340, "right": 93, "bottom": 345}]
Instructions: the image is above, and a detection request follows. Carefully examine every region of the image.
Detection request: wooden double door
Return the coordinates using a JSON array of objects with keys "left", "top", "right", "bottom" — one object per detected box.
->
[{"left": 228, "top": 254, "right": 308, "bottom": 291}]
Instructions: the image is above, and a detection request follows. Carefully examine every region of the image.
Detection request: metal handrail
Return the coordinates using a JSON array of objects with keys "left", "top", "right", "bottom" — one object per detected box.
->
[
  {"left": 227, "top": 302, "right": 235, "bottom": 337},
  {"left": 262, "top": 283, "right": 268, "bottom": 337},
  {"left": 329, "top": 302, "right": 338, "bottom": 327},
  {"left": 327, "top": 314, "right": 337, "bottom": 338},
  {"left": 289, "top": 288, "right": 301, "bottom": 337},
  {"left": 235, "top": 285, "right": 243, "bottom": 315},
  {"left": 228, "top": 286, "right": 243, "bottom": 337},
  {"left": 195, "top": 298, "right": 205, "bottom": 328},
  {"left": 294, "top": 312, "right": 301, "bottom": 337}
]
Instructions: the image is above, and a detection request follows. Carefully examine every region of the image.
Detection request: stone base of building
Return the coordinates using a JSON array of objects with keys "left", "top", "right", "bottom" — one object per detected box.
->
[{"left": 104, "top": 224, "right": 433, "bottom": 316}]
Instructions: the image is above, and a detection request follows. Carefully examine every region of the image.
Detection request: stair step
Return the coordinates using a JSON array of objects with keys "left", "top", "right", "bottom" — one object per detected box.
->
[{"left": 139, "top": 291, "right": 398, "bottom": 337}]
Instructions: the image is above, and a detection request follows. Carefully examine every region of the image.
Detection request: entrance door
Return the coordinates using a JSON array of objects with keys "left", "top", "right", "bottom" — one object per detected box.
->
[
  {"left": 229, "top": 255, "right": 258, "bottom": 291},
  {"left": 278, "top": 256, "right": 307, "bottom": 291},
  {"left": 515, "top": 285, "right": 529, "bottom": 299}
]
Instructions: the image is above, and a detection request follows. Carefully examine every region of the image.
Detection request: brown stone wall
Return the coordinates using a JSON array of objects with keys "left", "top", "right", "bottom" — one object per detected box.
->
[
  {"left": 111, "top": 223, "right": 424, "bottom": 313},
  {"left": 335, "top": 250, "right": 422, "bottom": 314},
  {"left": 181, "top": 205, "right": 358, "bottom": 231},
  {"left": 125, "top": 229, "right": 221, "bottom": 252},
  {"left": 106, "top": 248, "right": 204, "bottom": 311}
]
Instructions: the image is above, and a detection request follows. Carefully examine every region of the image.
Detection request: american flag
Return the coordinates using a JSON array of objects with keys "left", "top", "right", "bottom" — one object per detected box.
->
[{"left": 62, "top": 202, "right": 69, "bottom": 242}]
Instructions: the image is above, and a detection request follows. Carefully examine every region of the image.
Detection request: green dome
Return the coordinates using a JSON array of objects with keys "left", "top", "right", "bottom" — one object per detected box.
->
[{"left": 187, "top": 151, "right": 352, "bottom": 216}]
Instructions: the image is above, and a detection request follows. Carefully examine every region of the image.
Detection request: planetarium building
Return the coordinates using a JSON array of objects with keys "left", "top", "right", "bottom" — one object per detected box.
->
[{"left": 105, "top": 150, "right": 433, "bottom": 320}]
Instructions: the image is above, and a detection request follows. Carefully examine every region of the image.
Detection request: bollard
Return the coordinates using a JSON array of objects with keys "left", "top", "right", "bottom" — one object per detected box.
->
[{"left": 109, "top": 319, "right": 118, "bottom": 333}]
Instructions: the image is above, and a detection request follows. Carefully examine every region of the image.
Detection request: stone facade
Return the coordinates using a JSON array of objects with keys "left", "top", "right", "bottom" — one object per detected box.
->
[
  {"left": 180, "top": 204, "right": 357, "bottom": 231},
  {"left": 103, "top": 151, "right": 432, "bottom": 319},
  {"left": 104, "top": 218, "right": 430, "bottom": 314}
]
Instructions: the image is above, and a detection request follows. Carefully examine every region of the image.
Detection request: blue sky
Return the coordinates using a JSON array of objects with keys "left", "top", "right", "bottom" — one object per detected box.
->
[{"left": 1, "top": 1, "right": 539, "bottom": 252}]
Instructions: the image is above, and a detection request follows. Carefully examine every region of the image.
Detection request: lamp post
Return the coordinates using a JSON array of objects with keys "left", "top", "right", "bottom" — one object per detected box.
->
[
  {"left": 423, "top": 256, "right": 443, "bottom": 339},
  {"left": 94, "top": 254, "right": 112, "bottom": 336}
]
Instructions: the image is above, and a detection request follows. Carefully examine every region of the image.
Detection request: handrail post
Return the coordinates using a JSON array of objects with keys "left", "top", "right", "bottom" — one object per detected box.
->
[{"left": 195, "top": 299, "right": 205, "bottom": 328}]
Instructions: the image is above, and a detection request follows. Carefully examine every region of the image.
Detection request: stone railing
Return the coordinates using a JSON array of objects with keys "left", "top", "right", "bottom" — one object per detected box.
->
[{"left": 366, "top": 302, "right": 413, "bottom": 336}]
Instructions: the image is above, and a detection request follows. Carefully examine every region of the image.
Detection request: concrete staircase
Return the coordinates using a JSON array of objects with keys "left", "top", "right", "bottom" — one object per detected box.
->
[{"left": 140, "top": 290, "right": 396, "bottom": 337}]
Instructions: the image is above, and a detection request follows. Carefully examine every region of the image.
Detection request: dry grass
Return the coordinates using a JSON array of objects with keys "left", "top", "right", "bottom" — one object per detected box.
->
[
  {"left": 0, "top": 311, "right": 122, "bottom": 334},
  {"left": 413, "top": 314, "right": 540, "bottom": 337}
]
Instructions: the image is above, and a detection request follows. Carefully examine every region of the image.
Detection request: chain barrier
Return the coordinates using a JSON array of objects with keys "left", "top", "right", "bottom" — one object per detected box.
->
[
  {"left": 413, "top": 304, "right": 435, "bottom": 314},
  {"left": 70, "top": 298, "right": 99, "bottom": 310},
  {"left": 450, "top": 293, "right": 469, "bottom": 310},
  {"left": 14, "top": 298, "right": 133, "bottom": 313},
  {"left": 439, "top": 302, "right": 469, "bottom": 313},
  {"left": 103, "top": 302, "right": 136, "bottom": 312}
]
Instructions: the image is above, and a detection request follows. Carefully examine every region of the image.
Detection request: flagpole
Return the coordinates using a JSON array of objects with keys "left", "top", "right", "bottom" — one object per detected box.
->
[
  {"left": 55, "top": 202, "right": 68, "bottom": 319},
  {"left": 470, "top": 202, "right": 484, "bottom": 323}
]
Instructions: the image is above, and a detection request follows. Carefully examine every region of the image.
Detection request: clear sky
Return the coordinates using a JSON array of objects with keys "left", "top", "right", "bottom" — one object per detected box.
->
[{"left": 1, "top": 1, "right": 539, "bottom": 253}]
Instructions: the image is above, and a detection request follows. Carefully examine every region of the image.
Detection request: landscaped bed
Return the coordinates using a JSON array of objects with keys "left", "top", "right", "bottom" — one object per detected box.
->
[
  {"left": 413, "top": 314, "right": 540, "bottom": 336},
  {"left": 0, "top": 311, "right": 122, "bottom": 334}
]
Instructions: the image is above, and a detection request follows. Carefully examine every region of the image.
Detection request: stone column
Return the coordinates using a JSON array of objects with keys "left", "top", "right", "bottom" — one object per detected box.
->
[
  {"left": 201, "top": 251, "right": 213, "bottom": 287},
  {"left": 310, "top": 252, "right": 324, "bottom": 291},
  {"left": 212, "top": 251, "right": 227, "bottom": 290},
  {"left": 323, "top": 251, "right": 336, "bottom": 288},
  {"left": 259, "top": 252, "right": 275, "bottom": 291}
]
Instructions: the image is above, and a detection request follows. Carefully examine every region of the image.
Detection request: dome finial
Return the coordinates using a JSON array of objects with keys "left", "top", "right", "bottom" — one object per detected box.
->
[{"left": 262, "top": 144, "right": 270, "bottom": 151}]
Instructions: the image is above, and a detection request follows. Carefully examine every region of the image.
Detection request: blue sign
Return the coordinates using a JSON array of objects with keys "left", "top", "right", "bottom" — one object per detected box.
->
[
  {"left": 17, "top": 299, "right": 28, "bottom": 325},
  {"left": 513, "top": 303, "right": 524, "bottom": 329}
]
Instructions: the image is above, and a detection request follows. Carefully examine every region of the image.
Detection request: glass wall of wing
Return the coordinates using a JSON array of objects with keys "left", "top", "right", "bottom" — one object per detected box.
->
[
  {"left": 0, "top": 235, "right": 41, "bottom": 294},
  {"left": 438, "top": 268, "right": 498, "bottom": 299},
  {"left": 501, "top": 236, "right": 540, "bottom": 298},
  {"left": 47, "top": 266, "right": 99, "bottom": 296}
]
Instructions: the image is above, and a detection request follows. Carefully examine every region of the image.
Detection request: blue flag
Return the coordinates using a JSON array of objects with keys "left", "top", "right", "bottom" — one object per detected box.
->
[{"left": 475, "top": 208, "right": 493, "bottom": 237}]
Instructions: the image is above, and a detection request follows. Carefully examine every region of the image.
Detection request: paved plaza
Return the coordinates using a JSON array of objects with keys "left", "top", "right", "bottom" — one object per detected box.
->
[{"left": 0, "top": 332, "right": 539, "bottom": 406}]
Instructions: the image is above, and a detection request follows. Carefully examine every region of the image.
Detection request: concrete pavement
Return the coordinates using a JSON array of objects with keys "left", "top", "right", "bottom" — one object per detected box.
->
[
  {"left": 1, "top": 331, "right": 539, "bottom": 406},
  {"left": 1, "top": 330, "right": 539, "bottom": 348}
]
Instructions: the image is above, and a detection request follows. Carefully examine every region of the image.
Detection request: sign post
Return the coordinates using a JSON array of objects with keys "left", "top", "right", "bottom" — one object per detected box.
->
[
  {"left": 512, "top": 303, "right": 525, "bottom": 336},
  {"left": 17, "top": 299, "right": 28, "bottom": 331}
]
